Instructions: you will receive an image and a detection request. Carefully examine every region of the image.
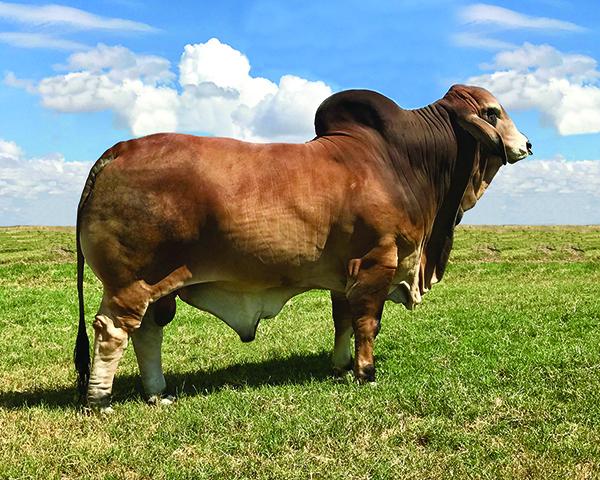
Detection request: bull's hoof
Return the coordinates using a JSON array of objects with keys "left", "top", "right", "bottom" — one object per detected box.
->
[
  {"left": 147, "top": 394, "right": 175, "bottom": 406},
  {"left": 86, "top": 393, "right": 113, "bottom": 413},
  {"left": 355, "top": 364, "right": 376, "bottom": 384},
  {"left": 332, "top": 359, "right": 353, "bottom": 377},
  {"left": 82, "top": 404, "right": 115, "bottom": 415}
]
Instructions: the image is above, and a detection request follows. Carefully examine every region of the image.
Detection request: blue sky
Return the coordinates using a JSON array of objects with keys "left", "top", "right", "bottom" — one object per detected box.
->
[{"left": 1, "top": 0, "right": 599, "bottom": 225}]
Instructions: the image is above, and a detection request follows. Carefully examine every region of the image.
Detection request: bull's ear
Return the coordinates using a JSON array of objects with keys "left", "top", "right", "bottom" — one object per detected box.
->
[{"left": 458, "top": 113, "right": 508, "bottom": 165}]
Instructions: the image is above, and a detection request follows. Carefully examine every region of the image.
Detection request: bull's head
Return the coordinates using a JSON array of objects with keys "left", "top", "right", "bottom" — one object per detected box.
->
[
  {"left": 441, "top": 84, "right": 532, "bottom": 165},
  {"left": 440, "top": 84, "right": 532, "bottom": 215}
]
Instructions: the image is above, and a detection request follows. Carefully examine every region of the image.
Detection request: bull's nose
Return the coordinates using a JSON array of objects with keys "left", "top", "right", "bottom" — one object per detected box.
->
[{"left": 526, "top": 141, "right": 533, "bottom": 155}]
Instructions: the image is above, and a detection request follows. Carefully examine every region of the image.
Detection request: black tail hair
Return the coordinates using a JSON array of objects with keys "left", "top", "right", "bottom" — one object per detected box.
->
[
  {"left": 73, "top": 153, "right": 115, "bottom": 401},
  {"left": 74, "top": 212, "right": 90, "bottom": 401}
]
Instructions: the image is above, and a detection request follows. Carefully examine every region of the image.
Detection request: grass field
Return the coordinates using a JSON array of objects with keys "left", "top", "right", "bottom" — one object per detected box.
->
[{"left": 1, "top": 226, "right": 599, "bottom": 479}]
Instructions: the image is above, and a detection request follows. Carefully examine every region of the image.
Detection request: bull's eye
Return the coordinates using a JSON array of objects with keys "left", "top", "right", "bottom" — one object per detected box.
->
[{"left": 486, "top": 108, "right": 499, "bottom": 127}]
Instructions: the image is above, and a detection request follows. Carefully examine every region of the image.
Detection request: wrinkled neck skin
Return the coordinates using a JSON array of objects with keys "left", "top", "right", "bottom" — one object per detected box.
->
[{"left": 385, "top": 102, "right": 463, "bottom": 230}]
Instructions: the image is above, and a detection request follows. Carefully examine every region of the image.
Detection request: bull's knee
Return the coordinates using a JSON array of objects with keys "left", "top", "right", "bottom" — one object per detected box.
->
[{"left": 93, "top": 315, "right": 129, "bottom": 353}]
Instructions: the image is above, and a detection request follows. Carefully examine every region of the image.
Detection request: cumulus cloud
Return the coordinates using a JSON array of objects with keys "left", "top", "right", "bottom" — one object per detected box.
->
[
  {"left": 0, "top": 139, "right": 91, "bottom": 225},
  {"left": 468, "top": 43, "right": 600, "bottom": 135},
  {"left": 464, "top": 158, "right": 600, "bottom": 225},
  {"left": 3, "top": 71, "right": 36, "bottom": 93},
  {"left": 57, "top": 44, "right": 174, "bottom": 83},
  {"left": 9, "top": 38, "right": 332, "bottom": 142},
  {"left": 0, "top": 139, "right": 23, "bottom": 160}
]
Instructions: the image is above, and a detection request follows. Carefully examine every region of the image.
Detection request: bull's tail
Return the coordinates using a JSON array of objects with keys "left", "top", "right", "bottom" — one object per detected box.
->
[
  {"left": 73, "top": 153, "right": 115, "bottom": 401},
  {"left": 74, "top": 214, "right": 90, "bottom": 400}
]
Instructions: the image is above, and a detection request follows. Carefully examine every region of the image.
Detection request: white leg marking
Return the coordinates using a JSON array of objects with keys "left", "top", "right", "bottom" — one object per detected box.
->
[
  {"left": 87, "top": 314, "right": 128, "bottom": 407},
  {"left": 131, "top": 310, "right": 167, "bottom": 400},
  {"left": 332, "top": 327, "right": 353, "bottom": 372}
]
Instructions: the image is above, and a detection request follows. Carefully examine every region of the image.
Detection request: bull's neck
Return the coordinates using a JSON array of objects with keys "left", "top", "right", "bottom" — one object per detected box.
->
[
  {"left": 385, "top": 103, "right": 460, "bottom": 222},
  {"left": 397, "top": 103, "right": 458, "bottom": 182}
]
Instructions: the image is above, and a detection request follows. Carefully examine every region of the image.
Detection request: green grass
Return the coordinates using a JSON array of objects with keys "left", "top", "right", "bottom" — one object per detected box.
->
[{"left": 1, "top": 225, "right": 599, "bottom": 479}]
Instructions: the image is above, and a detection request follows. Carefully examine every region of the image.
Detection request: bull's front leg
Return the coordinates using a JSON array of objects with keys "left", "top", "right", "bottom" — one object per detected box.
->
[
  {"left": 331, "top": 291, "right": 354, "bottom": 375},
  {"left": 345, "top": 239, "right": 397, "bottom": 383}
]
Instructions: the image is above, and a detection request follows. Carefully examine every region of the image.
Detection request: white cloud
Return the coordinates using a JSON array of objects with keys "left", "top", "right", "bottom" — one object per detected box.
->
[
  {"left": 464, "top": 158, "right": 600, "bottom": 225},
  {"left": 0, "top": 139, "right": 91, "bottom": 226},
  {"left": 4, "top": 71, "right": 36, "bottom": 93},
  {"left": 460, "top": 3, "right": 585, "bottom": 32},
  {"left": 28, "top": 44, "right": 179, "bottom": 134},
  {"left": 485, "top": 157, "right": 600, "bottom": 197},
  {"left": 0, "top": 139, "right": 22, "bottom": 160},
  {"left": 0, "top": 1, "right": 156, "bottom": 32},
  {"left": 58, "top": 43, "right": 174, "bottom": 83},
  {"left": 246, "top": 74, "right": 332, "bottom": 140},
  {"left": 179, "top": 39, "right": 259, "bottom": 93},
  {"left": 451, "top": 32, "right": 516, "bottom": 51},
  {"left": 482, "top": 43, "right": 599, "bottom": 82},
  {"left": 0, "top": 31, "right": 87, "bottom": 50},
  {"left": 469, "top": 43, "right": 600, "bottom": 135},
  {"left": 455, "top": 4, "right": 585, "bottom": 52},
  {"left": 10, "top": 38, "right": 332, "bottom": 141}
]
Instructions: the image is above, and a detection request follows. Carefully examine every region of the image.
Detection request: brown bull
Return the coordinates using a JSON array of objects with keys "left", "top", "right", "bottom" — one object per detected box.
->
[{"left": 74, "top": 85, "right": 531, "bottom": 409}]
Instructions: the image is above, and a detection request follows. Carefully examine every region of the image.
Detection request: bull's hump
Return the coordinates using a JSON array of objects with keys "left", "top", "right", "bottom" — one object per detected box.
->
[{"left": 315, "top": 89, "right": 400, "bottom": 139}]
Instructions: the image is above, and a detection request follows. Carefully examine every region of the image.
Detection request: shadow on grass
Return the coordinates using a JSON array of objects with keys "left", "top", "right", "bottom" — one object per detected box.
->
[{"left": 0, "top": 351, "right": 333, "bottom": 410}]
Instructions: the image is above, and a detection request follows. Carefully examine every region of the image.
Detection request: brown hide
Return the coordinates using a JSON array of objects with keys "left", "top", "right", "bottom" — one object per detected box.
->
[
  {"left": 75, "top": 84, "right": 530, "bottom": 403},
  {"left": 83, "top": 89, "right": 516, "bottom": 312},
  {"left": 80, "top": 87, "right": 520, "bottom": 312}
]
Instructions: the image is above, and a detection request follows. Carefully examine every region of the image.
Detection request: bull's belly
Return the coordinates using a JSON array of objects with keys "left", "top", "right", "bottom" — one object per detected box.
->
[
  {"left": 178, "top": 276, "right": 418, "bottom": 342},
  {"left": 176, "top": 245, "right": 348, "bottom": 341},
  {"left": 177, "top": 283, "right": 307, "bottom": 341}
]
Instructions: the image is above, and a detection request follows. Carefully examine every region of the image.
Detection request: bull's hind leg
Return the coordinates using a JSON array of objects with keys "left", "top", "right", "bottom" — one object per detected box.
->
[
  {"left": 87, "top": 267, "right": 191, "bottom": 410},
  {"left": 131, "top": 294, "right": 176, "bottom": 405},
  {"left": 87, "top": 282, "right": 151, "bottom": 410},
  {"left": 87, "top": 309, "right": 132, "bottom": 410},
  {"left": 331, "top": 291, "right": 353, "bottom": 375}
]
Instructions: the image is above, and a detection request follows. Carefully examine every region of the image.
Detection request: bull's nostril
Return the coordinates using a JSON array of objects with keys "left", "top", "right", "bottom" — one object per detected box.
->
[{"left": 526, "top": 141, "right": 532, "bottom": 154}]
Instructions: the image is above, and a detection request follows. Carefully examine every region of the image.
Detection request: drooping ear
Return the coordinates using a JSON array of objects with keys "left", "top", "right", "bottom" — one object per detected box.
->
[{"left": 457, "top": 113, "right": 508, "bottom": 165}]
